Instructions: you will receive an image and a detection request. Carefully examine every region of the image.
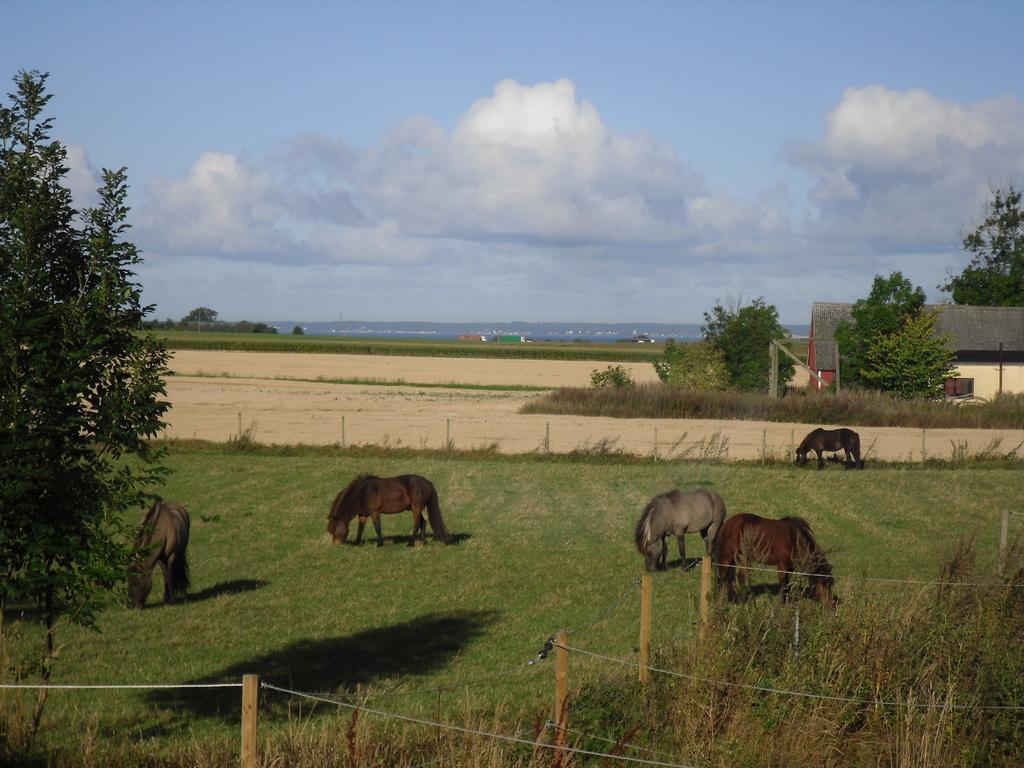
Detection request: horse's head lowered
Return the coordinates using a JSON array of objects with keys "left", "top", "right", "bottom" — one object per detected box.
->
[{"left": 327, "top": 475, "right": 373, "bottom": 544}]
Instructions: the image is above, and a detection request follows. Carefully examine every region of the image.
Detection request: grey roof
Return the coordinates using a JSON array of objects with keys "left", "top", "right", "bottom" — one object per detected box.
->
[{"left": 810, "top": 302, "right": 1024, "bottom": 371}]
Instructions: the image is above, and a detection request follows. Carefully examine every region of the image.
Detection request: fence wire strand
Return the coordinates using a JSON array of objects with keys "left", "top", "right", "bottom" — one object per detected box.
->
[
  {"left": 262, "top": 682, "right": 699, "bottom": 768},
  {"left": 0, "top": 682, "right": 240, "bottom": 690},
  {"left": 567, "top": 576, "right": 643, "bottom": 636},
  {"left": 711, "top": 560, "right": 1024, "bottom": 587},
  {"left": 554, "top": 642, "right": 1024, "bottom": 711}
]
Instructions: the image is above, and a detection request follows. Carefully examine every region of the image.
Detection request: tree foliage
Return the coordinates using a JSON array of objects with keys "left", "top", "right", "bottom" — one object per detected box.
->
[
  {"left": 942, "top": 184, "right": 1024, "bottom": 306},
  {"left": 182, "top": 306, "right": 218, "bottom": 323},
  {"left": 834, "top": 271, "right": 926, "bottom": 387},
  {"left": 859, "top": 312, "right": 957, "bottom": 398},
  {"left": 702, "top": 297, "right": 793, "bottom": 392},
  {"left": 652, "top": 339, "right": 730, "bottom": 390},
  {"left": 0, "top": 71, "right": 169, "bottom": 736}
]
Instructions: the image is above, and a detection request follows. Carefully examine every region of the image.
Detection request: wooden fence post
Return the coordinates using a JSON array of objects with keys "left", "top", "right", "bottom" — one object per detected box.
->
[
  {"left": 554, "top": 629, "right": 568, "bottom": 749},
  {"left": 769, "top": 341, "right": 779, "bottom": 398},
  {"left": 639, "top": 575, "right": 652, "bottom": 684},
  {"left": 446, "top": 418, "right": 451, "bottom": 449},
  {"left": 241, "top": 673, "right": 258, "bottom": 768},
  {"left": 999, "top": 509, "right": 1010, "bottom": 577},
  {"left": 653, "top": 428, "right": 659, "bottom": 461},
  {"left": 699, "top": 556, "right": 712, "bottom": 630},
  {"left": 341, "top": 416, "right": 346, "bottom": 448},
  {"left": 545, "top": 422, "right": 550, "bottom": 453}
]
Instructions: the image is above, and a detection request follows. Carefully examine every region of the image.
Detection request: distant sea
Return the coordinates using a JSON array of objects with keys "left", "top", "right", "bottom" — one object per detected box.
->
[{"left": 264, "top": 320, "right": 810, "bottom": 342}]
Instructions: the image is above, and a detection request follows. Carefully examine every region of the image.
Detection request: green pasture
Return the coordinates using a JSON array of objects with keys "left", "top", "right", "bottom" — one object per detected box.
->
[
  {"left": 152, "top": 330, "right": 666, "bottom": 362},
  {"left": 4, "top": 444, "right": 1021, "bottom": 758}
]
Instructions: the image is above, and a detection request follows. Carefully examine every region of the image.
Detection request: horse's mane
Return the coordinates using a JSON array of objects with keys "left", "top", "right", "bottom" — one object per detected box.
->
[
  {"left": 136, "top": 500, "right": 162, "bottom": 548},
  {"left": 328, "top": 474, "right": 377, "bottom": 525},
  {"left": 634, "top": 502, "right": 655, "bottom": 554},
  {"left": 780, "top": 516, "right": 831, "bottom": 575}
]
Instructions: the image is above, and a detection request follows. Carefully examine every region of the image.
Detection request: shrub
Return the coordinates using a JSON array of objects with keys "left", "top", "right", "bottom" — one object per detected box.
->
[{"left": 590, "top": 365, "right": 634, "bottom": 389}]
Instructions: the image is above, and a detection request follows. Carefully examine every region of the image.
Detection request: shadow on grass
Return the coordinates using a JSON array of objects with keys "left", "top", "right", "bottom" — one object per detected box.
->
[
  {"left": 348, "top": 532, "right": 473, "bottom": 547},
  {"left": 150, "top": 579, "right": 269, "bottom": 608},
  {"left": 146, "top": 609, "right": 499, "bottom": 723}
]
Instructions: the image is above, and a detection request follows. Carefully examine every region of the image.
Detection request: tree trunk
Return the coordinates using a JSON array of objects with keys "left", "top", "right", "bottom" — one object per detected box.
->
[{"left": 26, "top": 590, "right": 56, "bottom": 746}]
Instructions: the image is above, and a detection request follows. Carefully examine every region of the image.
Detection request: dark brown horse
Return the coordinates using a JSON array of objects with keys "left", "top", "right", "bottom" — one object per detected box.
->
[
  {"left": 327, "top": 474, "right": 451, "bottom": 547},
  {"left": 714, "top": 513, "right": 834, "bottom": 605},
  {"left": 796, "top": 427, "right": 864, "bottom": 470},
  {"left": 129, "top": 501, "right": 191, "bottom": 608}
]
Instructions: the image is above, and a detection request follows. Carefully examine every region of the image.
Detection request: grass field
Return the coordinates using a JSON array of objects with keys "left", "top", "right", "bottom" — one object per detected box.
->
[
  {"left": 153, "top": 330, "right": 667, "bottom": 362},
  {"left": 3, "top": 442, "right": 1022, "bottom": 766}
]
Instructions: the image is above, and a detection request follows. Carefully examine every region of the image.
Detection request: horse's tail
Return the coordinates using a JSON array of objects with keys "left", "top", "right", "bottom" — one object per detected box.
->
[
  {"left": 634, "top": 502, "right": 655, "bottom": 554},
  {"left": 171, "top": 537, "right": 191, "bottom": 598},
  {"left": 850, "top": 431, "right": 865, "bottom": 469},
  {"left": 426, "top": 484, "right": 451, "bottom": 543}
]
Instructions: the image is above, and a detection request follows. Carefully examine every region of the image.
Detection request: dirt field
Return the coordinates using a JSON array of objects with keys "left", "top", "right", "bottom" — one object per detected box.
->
[{"left": 165, "top": 350, "right": 1023, "bottom": 461}]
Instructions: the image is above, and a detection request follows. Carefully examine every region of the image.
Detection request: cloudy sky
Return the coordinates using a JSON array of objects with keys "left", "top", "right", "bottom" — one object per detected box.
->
[{"left": 5, "top": 1, "right": 1024, "bottom": 323}]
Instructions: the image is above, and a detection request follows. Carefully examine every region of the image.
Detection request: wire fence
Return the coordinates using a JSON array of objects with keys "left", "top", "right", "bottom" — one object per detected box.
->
[
  {"left": 552, "top": 641, "right": 1024, "bottom": 711},
  {"left": 261, "top": 682, "right": 700, "bottom": 768}
]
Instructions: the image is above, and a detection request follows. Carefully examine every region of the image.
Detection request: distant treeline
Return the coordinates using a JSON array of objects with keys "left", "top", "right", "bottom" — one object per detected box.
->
[{"left": 140, "top": 319, "right": 279, "bottom": 334}]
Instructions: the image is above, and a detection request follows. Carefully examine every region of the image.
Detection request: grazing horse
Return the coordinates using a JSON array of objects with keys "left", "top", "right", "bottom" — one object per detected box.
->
[
  {"left": 796, "top": 427, "right": 864, "bottom": 470},
  {"left": 714, "top": 513, "right": 834, "bottom": 605},
  {"left": 129, "top": 501, "right": 191, "bottom": 608},
  {"left": 327, "top": 474, "right": 451, "bottom": 547},
  {"left": 634, "top": 489, "right": 727, "bottom": 571}
]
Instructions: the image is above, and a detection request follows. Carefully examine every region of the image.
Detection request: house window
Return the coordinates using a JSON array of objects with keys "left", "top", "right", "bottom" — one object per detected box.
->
[{"left": 945, "top": 377, "right": 974, "bottom": 396}]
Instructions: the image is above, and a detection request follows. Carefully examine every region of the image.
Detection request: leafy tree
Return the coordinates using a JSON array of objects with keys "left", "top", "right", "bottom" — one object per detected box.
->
[
  {"left": 859, "top": 311, "right": 957, "bottom": 398},
  {"left": 292, "top": 325, "right": 305, "bottom": 335},
  {"left": 942, "top": 184, "right": 1024, "bottom": 306},
  {"left": 0, "top": 71, "right": 169, "bottom": 741},
  {"left": 834, "top": 272, "right": 926, "bottom": 387},
  {"left": 590, "top": 365, "right": 633, "bottom": 389},
  {"left": 182, "top": 306, "right": 218, "bottom": 323},
  {"left": 652, "top": 339, "right": 730, "bottom": 390},
  {"left": 702, "top": 297, "right": 793, "bottom": 392}
]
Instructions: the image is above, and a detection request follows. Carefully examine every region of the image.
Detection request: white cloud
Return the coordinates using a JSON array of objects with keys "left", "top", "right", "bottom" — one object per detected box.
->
[
  {"left": 790, "top": 86, "right": 1024, "bottom": 246},
  {"left": 137, "top": 151, "right": 293, "bottom": 256},
  {"left": 63, "top": 143, "right": 101, "bottom": 210},
  {"left": 136, "top": 79, "right": 788, "bottom": 267}
]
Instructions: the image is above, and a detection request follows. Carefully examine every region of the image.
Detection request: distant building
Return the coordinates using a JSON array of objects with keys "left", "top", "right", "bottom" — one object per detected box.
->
[
  {"left": 808, "top": 303, "right": 1024, "bottom": 399},
  {"left": 458, "top": 334, "right": 487, "bottom": 342}
]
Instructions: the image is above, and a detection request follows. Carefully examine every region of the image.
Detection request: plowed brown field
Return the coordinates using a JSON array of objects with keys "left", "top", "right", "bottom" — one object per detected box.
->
[{"left": 165, "top": 350, "right": 1023, "bottom": 461}]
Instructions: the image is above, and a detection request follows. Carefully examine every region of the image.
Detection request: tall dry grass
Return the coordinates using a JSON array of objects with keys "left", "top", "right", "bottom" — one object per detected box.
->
[{"left": 523, "top": 385, "right": 1024, "bottom": 429}]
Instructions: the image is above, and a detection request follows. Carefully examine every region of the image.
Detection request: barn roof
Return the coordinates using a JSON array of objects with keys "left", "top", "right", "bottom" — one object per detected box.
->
[{"left": 810, "top": 302, "right": 1024, "bottom": 371}]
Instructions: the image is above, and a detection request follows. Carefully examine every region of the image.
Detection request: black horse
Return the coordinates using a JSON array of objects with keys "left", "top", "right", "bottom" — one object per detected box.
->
[{"left": 795, "top": 428, "right": 864, "bottom": 470}]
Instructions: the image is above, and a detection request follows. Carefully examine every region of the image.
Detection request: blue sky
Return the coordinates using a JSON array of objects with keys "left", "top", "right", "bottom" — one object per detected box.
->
[{"left": 5, "top": 1, "right": 1024, "bottom": 323}]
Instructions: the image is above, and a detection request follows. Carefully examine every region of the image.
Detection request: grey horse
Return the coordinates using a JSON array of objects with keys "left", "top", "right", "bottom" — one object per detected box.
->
[
  {"left": 128, "top": 500, "right": 191, "bottom": 608},
  {"left": 634, "top": 489, "right": 727, "bottom": 571}
]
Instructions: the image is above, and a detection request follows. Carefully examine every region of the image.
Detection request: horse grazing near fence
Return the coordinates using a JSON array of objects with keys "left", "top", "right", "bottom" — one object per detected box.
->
[
  {"left": 796, "top": 427, "right": 864, "bottom": 470},
  {"left": 328, "top": 474, "right": 451, "bottom": 547},
  {"left": 634, "top": 489, "right": 727, "bottom": 571},
  {"left": 714, "top": 513, "right": 834, "bottom": 605},
  {"left": 129, "top": 501, "right": 191, "bottom": 608}
]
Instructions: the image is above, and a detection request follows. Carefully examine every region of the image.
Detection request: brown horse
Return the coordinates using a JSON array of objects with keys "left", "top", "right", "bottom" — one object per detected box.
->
[
  {"left": 796, "top": 427, "right": 864, "bottom": 470},
  {"left": 714, "top": 513, "right": 834, "bottom": 605},
  {"left": 327, "top": 474, "right": 451, "bottom": 547},
  {"left": 129, "top": 501, "right": 191, "bottom": 608}
]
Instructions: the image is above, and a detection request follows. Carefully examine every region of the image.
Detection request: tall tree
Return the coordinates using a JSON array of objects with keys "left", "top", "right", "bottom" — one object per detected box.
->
[
  {"left": 702, "top": 297, "right": 793, "bottom": 392},
  {"left": 834, "top": 271, "right": 926, "bottom": 387},
  {"left": 859, "top": 311, "right": 957, "bottom": 398},
  {"left": 942, "top": 185, "right": 1024, "bottom": 306},
  {"left": 0, "top": 71, "right": 169, "bottom": 742},
  {"left": 182, "top": 306, "right": 218, "bottom": 323}
]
